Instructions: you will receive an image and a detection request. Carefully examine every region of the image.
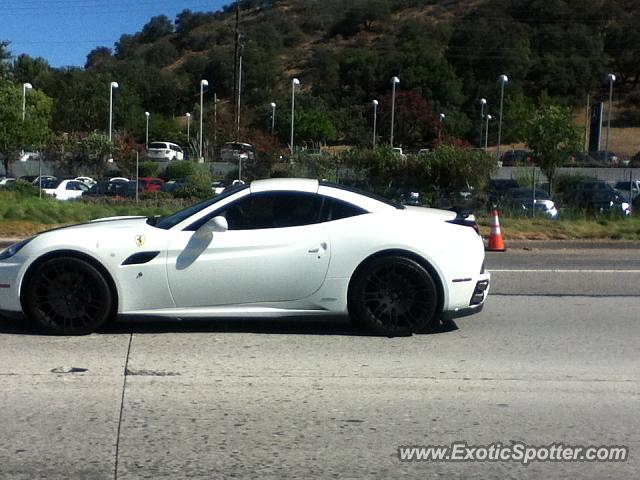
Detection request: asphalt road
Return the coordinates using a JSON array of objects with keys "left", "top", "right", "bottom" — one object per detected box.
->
[{"left": 0, "top": 248, "right": 639, "bottom": 479}]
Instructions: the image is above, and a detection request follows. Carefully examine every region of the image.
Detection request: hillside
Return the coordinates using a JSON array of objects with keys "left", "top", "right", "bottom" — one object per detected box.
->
[{"left": 5, "top": 0, "right": 640, "bottom": 154}]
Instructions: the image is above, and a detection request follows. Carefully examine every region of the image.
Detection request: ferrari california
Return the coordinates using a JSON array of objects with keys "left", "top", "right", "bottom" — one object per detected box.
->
[{"left": 0, "top": 178, "right": 489, "bottom": 336}]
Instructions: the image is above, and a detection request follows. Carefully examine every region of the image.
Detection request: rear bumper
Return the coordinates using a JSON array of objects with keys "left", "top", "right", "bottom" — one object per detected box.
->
[
  {"left": 444, "top": 273, "right": 490, "bottom": 319},
  {"left": 442, "top": 302, "right": 484, "bottom": 320}
]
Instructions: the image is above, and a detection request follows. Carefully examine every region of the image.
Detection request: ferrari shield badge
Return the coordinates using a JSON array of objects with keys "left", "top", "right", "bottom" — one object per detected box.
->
[{"left": 135, "top": 235, "right": 145, "bottom": 246}]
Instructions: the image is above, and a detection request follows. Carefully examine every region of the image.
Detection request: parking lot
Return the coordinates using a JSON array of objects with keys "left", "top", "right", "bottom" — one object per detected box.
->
[{"left": 1, "top": 247, "right": 639, "bottom": 479}]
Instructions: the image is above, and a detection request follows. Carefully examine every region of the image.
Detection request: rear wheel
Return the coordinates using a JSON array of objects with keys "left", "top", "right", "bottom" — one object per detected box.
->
[
  {"left": 349, "top": 256, "right": 438, "bottom": 336},
  {"left": 23, "top": 257, "right": 114, "bottom": 335}
]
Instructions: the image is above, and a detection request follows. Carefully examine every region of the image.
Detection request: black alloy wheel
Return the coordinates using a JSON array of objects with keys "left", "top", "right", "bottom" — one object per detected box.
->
[
  {"left": 349, "top": 256, "right": 438, "bottom": 336},
  {"left": 23, "top": 257, "right": 114, "bottom": 335}
]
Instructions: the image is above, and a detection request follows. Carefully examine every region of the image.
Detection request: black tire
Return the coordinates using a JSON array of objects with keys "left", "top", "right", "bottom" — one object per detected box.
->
[
  {"left": 349, "top": 256, "right": 438, "bottom": 336},
  {"left": 22, "top": 256, "right": 114, "bottom": 335}
]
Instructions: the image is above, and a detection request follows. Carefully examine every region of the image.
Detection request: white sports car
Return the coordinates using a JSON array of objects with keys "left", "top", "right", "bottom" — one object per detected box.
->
[{"left": 0, "top": 178, "right": 489, "bottom": 336}]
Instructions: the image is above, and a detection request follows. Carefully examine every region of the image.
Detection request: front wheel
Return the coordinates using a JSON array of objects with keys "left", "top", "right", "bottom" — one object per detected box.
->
[
  {"left": 22, "top": 257, "right": 114, "bottom": 335},
  {"left": 349, "top": 256, "right": 438, "bottom": 336}
]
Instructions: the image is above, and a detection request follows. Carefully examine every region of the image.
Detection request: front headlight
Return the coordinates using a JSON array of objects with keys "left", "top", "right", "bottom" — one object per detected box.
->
[{"left": 0, "top": 237, "right": 34, "bottom": 261}]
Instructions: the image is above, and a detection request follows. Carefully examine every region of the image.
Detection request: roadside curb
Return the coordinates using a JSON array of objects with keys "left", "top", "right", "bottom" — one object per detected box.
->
[{"left": 498, "top": 240, "right": 640, "bottom": 250}]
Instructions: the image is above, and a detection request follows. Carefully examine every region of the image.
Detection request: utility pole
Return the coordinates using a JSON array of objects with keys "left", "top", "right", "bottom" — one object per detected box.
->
[
  {"left": 584, "top": 93, "right": 590, "bottom": 153},
  {"left": 232, "top": 0, "right": 240, "bottom": 128},
  {"left": 236, "top": 41, "right": 243, "bottom": 141}
]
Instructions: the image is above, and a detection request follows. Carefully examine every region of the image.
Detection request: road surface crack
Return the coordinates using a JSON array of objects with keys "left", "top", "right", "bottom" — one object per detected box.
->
[{"left": 113, "top": 333, "right": 133, "bottom": 480}]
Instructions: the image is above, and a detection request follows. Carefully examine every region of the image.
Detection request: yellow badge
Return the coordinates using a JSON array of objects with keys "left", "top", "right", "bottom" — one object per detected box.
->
[{"left": 135, "top": 235, "right": 145, "bottom": 246}]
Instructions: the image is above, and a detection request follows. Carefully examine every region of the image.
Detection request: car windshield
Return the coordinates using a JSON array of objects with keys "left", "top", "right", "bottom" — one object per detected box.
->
[
  {"left": 42, "top": 179, "right": 61, "bottom": 188},
  {"left": 149, "top": 142, "right": 167, "bottom": 149},
  {"left": 150, "top": 183, "right": 249, "bottom": 229}
]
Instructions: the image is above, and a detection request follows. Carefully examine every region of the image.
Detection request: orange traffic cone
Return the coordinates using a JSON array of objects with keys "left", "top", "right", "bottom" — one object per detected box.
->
[{"left": 487, "top": 208, "right": 506, "bottom": 252}]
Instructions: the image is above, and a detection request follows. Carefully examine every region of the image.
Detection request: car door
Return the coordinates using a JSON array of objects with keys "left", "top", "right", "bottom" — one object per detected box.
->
[{"left": 166, "top": 191, "right": 331, "bottom": 307}]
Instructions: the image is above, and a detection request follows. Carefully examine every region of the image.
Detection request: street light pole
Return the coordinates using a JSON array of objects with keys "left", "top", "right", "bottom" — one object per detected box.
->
[
  {"left": 22, "top": 83, "right": 39, "bottom": 196},
  {"left": 484, "top": 114, "right": 492, "bottom": 150},
  {"left": 390, "top": 76, "right": 400, "bottom": 148},
  {"left": 199, "top": 79, "right": 208, "bottom": 162},
  {"left": 186, "top": 113, "right": 191, "bottom": 158},
  {"left": 270, "top": 102, "right": 276, "bottom": 135},
  {"left": 439, "top": 113, "right": 446, "bottom": 143},
  {"left": 479, "top": 98, "right": 487, "bottom": 148},
  {"left": 496, "top": 74, "right": 508, "bottom": 163},
  {"left": 108, "top": 81, "right": 119, "bottom": 143},
  {"left": 372, "top": 99, "right": 379, "bottom": 149},
  {"left": 144, "top": 112, "right": 150, "bottom": 150},
  {"left": 290, "top": 78, "right": 300, "bottom": 156},
  {"left": 22, "top": 83, "right": 33, "bottom": 122},
  {"left": 605, "top": 73, "right": 616, "bottom": 156}
]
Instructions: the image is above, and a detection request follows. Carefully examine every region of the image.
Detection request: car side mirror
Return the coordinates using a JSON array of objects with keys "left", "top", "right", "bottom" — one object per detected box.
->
[{"left": 199, "top": 215, "right": 228, "bottom": 234}]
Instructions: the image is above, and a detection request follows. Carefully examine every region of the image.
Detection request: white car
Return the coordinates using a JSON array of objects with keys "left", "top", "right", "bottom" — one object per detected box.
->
[
  {"left": 75, "top": 176, "right": 96, "bottom": 187},
  {"left": 0, "top": 177, "right": 16, "bottom": 186},
  {"left": 41, "top": 179, "right": 89, "bottom": 200},
  {"left": 148, "top": 142, "right": 184, "bottom": 161},
  {"left": 0, "top": 178, "right": 489, "bottom": 335}
]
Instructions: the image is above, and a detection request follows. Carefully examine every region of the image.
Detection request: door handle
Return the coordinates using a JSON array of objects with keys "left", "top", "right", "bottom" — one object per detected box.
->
[{"left": 308, "top": 243, "right": 327, "bottom": 254}]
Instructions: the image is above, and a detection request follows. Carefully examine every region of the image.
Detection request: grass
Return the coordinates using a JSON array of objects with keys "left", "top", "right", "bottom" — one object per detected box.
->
[
  {"left": 0, "top": 192, "right": 185, "bottom": 237},
  {"left": 1, "top": 191, "right": 639, "bottom": 241},
  {"left": 478, "top": 212, "right": 640, "bottom": 241}
]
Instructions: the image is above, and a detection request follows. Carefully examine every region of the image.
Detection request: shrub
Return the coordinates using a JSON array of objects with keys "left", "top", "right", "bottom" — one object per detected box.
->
[
  {"left": 137, "top": 161, "right": 160, "bottom": 177},
  {"left": 8, "top": 180, "right": 39, "bottom": 196},
  {"left": 163, "top": 161, "right": 196, "bottom": 180},
  {"left": 174, "top": 164, "right": 212, "bottom": 199}
]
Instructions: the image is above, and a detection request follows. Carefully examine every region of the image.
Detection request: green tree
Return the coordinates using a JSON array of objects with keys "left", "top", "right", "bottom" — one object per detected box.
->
[
  {"left": 0, "top": 81, "right": 52, "bottom": 176},
  {"left": 525, "top": 104, "right": 581, "bottom": 192},
  {"left": 85, "top": 47, "right": 114, "bottom": 69},
  {"left": 140, "top": 15, "right": 174, "bottom": 44},
  {"left": 0, "top": 41, "right": 11, "bottom": 80}
]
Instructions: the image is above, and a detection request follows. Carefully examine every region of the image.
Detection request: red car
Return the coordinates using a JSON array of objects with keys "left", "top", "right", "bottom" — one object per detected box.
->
[{"left": 137, "top": 177, "right": 165, "bottom": 192}]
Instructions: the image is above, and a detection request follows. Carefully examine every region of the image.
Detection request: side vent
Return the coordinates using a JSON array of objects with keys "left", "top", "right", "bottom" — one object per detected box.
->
[{"left": 122, "top": 251, "right": 160, "bottom": 266}]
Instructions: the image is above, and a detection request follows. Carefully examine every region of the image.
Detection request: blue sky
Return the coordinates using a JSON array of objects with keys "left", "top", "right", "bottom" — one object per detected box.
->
[{"left": 1, "top": 0, "right": 229, "bottom": 68}]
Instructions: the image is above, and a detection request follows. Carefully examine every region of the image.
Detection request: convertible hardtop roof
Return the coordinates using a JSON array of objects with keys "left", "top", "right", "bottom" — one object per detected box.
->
[{"left": 250, "top": 178, "right": 319, "bottom": 193}]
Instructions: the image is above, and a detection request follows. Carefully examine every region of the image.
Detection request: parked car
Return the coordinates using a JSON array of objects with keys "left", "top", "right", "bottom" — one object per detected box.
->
[
  {"left": 488, "top": 179, "right": 520, "bottom": 205},
  {"left": 137, "top": 177, "right": 165, "bottom": 192},
  {"left": 160, "top": 178, "right": 187, "bottom": 194},
  {"left": 19, "top": 151, "right": 40, "bottom": 162},
  {"left": 391, "top": 147, "right": 406, "bottom": 158},
  {"left": 148, "top": 142, "right": 184, "bottom": 161},
  {"left": 42, "top": 179, "right": 89, "bottom": 200},
  {"left": 75, "top": 176, "right": 96, "bottom": 187},
  {"left": 220, "top": 142, "right": 254, "bottom": 164},
  {"left": 501, "top": 149, "right": 533, "bottom": 166},
  {"left": 211, "top": 181, "right": 226, "bottom": 195},
  {"left": 0, "top": 177, "right": 16, "bottom": 187},
  {"left": 85, "top": 180, "right": 143, "bottom": 198},
  {"left": 109, "top": 177, "right": 130, "bottom": 183},
  {"left": 565, "top": 181, "right": 630, "bottom": 215},
  {"left": 589, "top": 150, "right": 619, "bottom": 165},
  {"left": 614, "top": 180, "right": 640, "bottom": 202},
  {"left": 0, "top": 178, "right": 489, "bottom": 335},
  {"left": 504, "top": 188, "right": 559, "bottom": 219},
  {"left": 31, "top": 175, "right": 57, "bottom": 185}
]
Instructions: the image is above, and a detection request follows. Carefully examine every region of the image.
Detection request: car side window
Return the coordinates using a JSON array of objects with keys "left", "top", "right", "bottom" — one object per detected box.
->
[
  {"left": 186, "top": 191, "right": 323, "bottom": 231},
  {"left": 222, "top": 192, "right": 323, "bottom": 230},
  {"left": 319, "top": 197, "right": 367, "bottom": 222}
]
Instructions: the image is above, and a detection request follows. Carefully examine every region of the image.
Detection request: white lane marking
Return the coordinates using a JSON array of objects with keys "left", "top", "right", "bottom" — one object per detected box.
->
[{"left": 490, "top": 269, "right": 640, "bottom": 273}]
